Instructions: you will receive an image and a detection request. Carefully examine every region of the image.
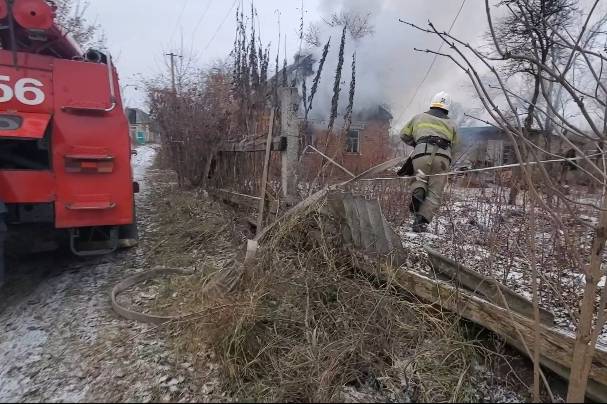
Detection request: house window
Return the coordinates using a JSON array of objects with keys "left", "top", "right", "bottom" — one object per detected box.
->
[
  {"left": 346, "top": 130, "right": 360, "bottom": 154},
  {"left": 503, "top": 144, "right": 515, "bottom": 164}
]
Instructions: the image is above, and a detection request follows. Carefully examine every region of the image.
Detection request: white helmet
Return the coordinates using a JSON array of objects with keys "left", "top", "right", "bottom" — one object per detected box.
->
[{"left": 430, "top": 91, "right": 452, "bottom": 112}]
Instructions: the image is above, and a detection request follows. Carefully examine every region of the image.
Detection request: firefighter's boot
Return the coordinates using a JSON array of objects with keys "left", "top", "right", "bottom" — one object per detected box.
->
[
  {"left": 412, "top": 214, "right": 429, "bottom": 233},
  {"left": 409, "top": 187, "right": 426, "bottom": 214}
]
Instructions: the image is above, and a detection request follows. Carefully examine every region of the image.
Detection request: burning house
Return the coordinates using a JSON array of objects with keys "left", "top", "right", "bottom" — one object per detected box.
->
[{"left": 302, "top": 105, "right": 395, "bottom": 176}]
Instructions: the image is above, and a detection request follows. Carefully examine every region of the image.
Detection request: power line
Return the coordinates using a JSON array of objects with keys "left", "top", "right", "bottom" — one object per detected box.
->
[
  {"left": 360, "top": 151, "right": 606, "bottom": 183},
  {"left": 396, "top": 0, "right": 467, "bottom": 124},
  {"left": 169, "top": 0, "right": 190, "bottom": 45},
  {"left": 192, "top": 0, "right": 214, "bottom": 38},
  {"left": 202, "top": 0, "right": 239, "bottom": 53},
  {"left": 188, "top": 0, "right": 214, "bottom": 56}
]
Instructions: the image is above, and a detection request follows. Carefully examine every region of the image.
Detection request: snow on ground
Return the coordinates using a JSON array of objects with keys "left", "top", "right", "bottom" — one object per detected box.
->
[
  {"left": 132, "top": 144, "right": 159, "bottom": 183},
  {"left": 0, "top": 143, "right": 195, "bottom": 402},
  {"left": 387, "top": 180, "right": 607, "bottom": 344}
]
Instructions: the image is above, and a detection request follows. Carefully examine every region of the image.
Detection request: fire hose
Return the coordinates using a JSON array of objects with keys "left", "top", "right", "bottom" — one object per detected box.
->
[{"left": 111, "top": 267, "right": 197, "bottom": 325}]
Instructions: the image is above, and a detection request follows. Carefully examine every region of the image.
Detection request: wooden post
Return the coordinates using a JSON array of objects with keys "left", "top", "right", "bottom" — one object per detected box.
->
[
  {"left": 257, "top": 109, "right": 276, "bottom": 232},
  {"left": 279, "top": 87, "right": 300, "bottom": 204}
]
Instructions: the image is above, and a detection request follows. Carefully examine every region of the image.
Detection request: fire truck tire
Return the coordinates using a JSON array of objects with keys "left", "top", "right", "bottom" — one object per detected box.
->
[{"left": 118, "top": 205, "right": 138, "bottom": 249}]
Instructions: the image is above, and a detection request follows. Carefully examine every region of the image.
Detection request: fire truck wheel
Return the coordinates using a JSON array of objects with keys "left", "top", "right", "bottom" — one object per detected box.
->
[{"left": 118, "top": 206, "right": 138, "bottom": 249}]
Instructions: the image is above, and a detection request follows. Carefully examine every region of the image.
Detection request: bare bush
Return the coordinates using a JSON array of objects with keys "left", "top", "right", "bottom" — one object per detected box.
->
[{"left": 148, "top": 66, "right": 234, "bottom": 187}]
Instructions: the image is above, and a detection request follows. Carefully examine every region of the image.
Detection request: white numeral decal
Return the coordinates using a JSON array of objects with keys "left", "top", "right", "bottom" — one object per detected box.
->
[
  {"left": 15, "top": 78, "right": 45, "bottom": 105},
  {"left": 0, "top": 75, "right": 14, "bottom": 103},
  {"left": 0, "top": 76, "right": 45, "bottom": 105}
]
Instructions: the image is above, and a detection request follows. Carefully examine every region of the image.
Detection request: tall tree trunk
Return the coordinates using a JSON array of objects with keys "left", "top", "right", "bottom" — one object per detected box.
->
[
  {"left": 567, "top": 196, "right": 607, "bottom": 401},
  {"left": 568, "top": 138, "right": 607, "bottom": 401},
  {"left": 509, "top": 73, "right": 542, "bottom": 205}
]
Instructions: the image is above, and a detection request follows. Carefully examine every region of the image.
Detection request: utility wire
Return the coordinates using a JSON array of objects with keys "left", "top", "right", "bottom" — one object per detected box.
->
[
  {"left": 169, "top": 0, "right": 190, "bottom": 46},
  {"left": 396, "top": 0, "right": 467, "bottom": 124},
  {"left": 359, "top": 151, "right": 605, "bottom": 182},
  {"left": 192, "top": 0, "right": 214, "bottom": 38},
  {"left": 202, "top": 0, "right": 239, "bottom": 53},
  {"left": 188, "top": 0, "right": 214, "bottom": 56}
]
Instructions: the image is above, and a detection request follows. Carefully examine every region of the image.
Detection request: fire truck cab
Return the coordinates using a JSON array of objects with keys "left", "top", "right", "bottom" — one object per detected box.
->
[{"left": 0, "top": 0, "right": 138, "bottom": 284}]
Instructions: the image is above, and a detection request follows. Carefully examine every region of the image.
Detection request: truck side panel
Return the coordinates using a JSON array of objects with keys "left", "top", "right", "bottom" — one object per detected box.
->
[
  {"left": 0, "top": 53, "right": 54, "bottom": 204},
  {"left": 52, "top": 59, "right": 133, "bottom": 229},
  {"left": 0, "top": 171, "right": 54, "bottom": 202}
]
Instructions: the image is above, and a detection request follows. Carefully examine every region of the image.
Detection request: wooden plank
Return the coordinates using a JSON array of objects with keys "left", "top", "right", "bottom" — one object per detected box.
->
[
  {"left": 219, "top": 136, "right": 286, "bottom": 152},
  {"left": 424, "top": 247, "right": 555, "bottom": 326},
  {"left": 364, "top": 262, "right": 607, "bottom": 402},
  {"left": 257, "top": 109, "right": 276, "bottom": 233},
  {"left": 212, "top": 189, "right": 279, "bottom": 214}
]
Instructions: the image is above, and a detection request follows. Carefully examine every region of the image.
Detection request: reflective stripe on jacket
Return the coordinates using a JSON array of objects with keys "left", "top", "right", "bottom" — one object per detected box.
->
[{"left": 400, "top": 110, "right": 458, "bottom": 160}]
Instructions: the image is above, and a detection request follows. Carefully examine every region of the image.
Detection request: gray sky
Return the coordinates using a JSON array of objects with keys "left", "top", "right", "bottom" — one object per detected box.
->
[
  {"left": 86, "top": 0, "right": 323, "bottom": 110},
  {"left": 85, "top": 0, "right": 484, "bottom": 123}
]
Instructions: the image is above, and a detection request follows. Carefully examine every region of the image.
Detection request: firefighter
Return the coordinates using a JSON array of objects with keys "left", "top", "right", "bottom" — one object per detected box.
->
[{"left": 400, "top": 91, "right": 457, "bottom": 232}]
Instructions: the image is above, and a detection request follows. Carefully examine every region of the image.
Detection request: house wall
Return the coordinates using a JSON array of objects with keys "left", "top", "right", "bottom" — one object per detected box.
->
[
  {"left": 456, "top": 126, "right": 598, "bottom": 185},
  {"left": 301, "top": 119, "right": 394, "bottom": 178}
]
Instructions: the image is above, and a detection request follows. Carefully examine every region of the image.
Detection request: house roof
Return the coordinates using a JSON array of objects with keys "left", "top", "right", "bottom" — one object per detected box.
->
[
  {"left": 457, "top": 126, "right": 507, "bottom": 145},
  {"left": 125, "top": 107, "right": 150, "bottom": 125}
]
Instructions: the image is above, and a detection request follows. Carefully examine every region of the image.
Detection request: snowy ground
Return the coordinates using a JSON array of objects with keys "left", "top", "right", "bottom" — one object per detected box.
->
[
  {"left": 0, "top": 144, "right": 218, "bottom": 402},
  {"left": 377, "top": 179, "right": 607, "bottom": 346},
  {"left": 132, "top": 144, "right": 158, "bottom": 183}
]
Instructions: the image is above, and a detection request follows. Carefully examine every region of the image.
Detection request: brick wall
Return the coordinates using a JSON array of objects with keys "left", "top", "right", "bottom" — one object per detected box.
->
[{"left": 301, "top": 119, "right": 395, "bottom": 179}]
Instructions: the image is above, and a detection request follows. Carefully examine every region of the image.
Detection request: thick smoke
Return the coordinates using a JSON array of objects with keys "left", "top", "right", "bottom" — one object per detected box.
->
[{"left": 303, "top": 0, "right": 486, "bottom": 128}]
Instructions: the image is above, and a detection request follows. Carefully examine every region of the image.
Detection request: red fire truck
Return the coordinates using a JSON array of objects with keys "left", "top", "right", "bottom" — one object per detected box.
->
[{"left": 0, "top": 0, "right": 138, "bottom": 284}]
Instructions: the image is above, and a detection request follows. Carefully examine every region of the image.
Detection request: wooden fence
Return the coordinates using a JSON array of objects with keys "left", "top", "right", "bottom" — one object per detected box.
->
[{"left": 209, "top": 88, "right": 301, "bottom": 228}]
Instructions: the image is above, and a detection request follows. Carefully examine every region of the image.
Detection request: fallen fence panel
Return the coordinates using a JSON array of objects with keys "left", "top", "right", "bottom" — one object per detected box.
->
[
  {"left": 211, "top": 189, "right": 280, "bottom": 214},
  {"left": 424, "top": 246, "right": 555, "bottom": 326},
  {"left": 366, "top": 262, "right": 607, "bottom": 403}
]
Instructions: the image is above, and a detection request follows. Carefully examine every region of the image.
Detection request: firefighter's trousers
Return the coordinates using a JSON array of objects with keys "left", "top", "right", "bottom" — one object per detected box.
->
[{"left": 411, "top": 154, "right": 450, "bottom": 222}]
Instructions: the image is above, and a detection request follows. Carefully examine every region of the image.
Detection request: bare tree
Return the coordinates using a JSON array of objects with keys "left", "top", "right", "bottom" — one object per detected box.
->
[
  {"left": 402, "top": 0, "right": 607, "bottom": 400},
  {"left": 492, "top": 0, "right": 577, "bottom": 204},
  {"left": 52, "top": 0, "right": 105, "bottom": 49},
  {"left": 304, "top": 23, "right": 322, "bottom": 47},
  {"left": 324, "top": 11, "right": 375, "bottom": 41}
]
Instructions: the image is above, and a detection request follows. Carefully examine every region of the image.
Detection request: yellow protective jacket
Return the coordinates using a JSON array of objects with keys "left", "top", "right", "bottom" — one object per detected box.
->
[{"left": 400, "top": 109, "right": 458, "bottom": 161}]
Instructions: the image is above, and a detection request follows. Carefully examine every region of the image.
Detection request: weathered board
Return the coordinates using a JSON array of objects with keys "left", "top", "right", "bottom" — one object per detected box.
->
[
  {"left": 219, "top": 136, "right": 286, "bottom": 153},
  {"left": 211, "top": 189, "right": 280, "bottom": 214},
  {"left": 425, "top": 246, "right": 555, "bottom": 326}
]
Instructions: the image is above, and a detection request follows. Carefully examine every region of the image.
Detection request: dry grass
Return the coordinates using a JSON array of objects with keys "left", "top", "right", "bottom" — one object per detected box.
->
[
  {"left": 133, "top": 167, "right": 529, "bottom": 402},
  {"left": 124, "top": 170, "right": 249, "bottom": 318},
  {"left": 168, "top": 200, "right": 524, "bottom": 402}
]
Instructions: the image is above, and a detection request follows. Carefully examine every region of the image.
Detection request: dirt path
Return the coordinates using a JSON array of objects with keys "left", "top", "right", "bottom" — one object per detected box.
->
[{"left": 0, "top": 145, "right": 219, "bottom": 402}]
